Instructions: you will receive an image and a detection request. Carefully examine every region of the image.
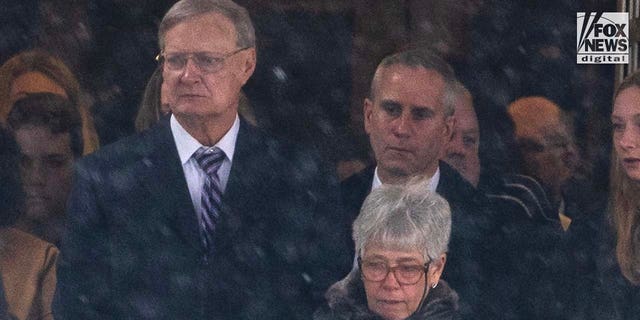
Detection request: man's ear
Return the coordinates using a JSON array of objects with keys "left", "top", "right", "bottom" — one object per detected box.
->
[
  {"left": 444, "top": 115, "right": 455, "bottom": 142},
  {"left": 363, "top": 98, "right": 373, "bottom": 135},
  {"left": 238, "top": 48, "right": 257, "bottom": 85}
]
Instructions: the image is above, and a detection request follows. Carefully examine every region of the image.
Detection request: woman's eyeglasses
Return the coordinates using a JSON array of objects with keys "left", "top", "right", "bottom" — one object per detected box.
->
[{"left": 358, "top": 257, "right": 430, "bottom": 285}]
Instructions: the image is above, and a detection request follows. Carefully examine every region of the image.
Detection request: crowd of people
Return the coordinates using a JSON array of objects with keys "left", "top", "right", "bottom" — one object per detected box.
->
[{"left": 0, "top": 0, "right": 638, "bottom": 319}]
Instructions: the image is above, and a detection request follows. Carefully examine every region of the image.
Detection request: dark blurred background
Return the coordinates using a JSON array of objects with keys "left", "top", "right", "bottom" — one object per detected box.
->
[{"left": 0, "top": 0, "right": 618, "bottom": 186}]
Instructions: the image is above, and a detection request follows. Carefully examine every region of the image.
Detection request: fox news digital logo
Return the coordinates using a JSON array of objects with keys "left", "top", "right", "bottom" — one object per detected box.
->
[{"left": 577, "top": 12, "right": 629, "bottom": 64}]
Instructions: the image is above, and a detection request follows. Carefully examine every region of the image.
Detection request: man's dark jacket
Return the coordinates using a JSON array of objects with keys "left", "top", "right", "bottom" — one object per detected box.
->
[
  {"left": 340, "top": 162, "right": 503, "bottom": 319},
  {"left": 53, "top": 118, "right": 351, "bottom": 320}
]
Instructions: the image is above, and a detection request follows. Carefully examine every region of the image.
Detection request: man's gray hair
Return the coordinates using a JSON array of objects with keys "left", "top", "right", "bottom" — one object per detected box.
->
[
  {"left": 370, "top": 48, "right": 457, "bottom": 117},
  {"left": 449, "top": 80, "right": 474, "bottom": 115},
  {"left": 353, "top": 180, "right": 452, "bottom": 262},
  {"left": 158, "top": 0, "right": 256, "bottom": 50},
  {"left": 451, "top": 81, "right": 471, "bottom": 103}
]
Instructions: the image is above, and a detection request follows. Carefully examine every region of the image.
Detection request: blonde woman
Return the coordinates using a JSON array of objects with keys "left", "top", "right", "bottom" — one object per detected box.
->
[
  {"left": 572, "top": 71, "right": 640, "bottom": 320},
  {"left": 0, "top": 50, "right": 99, "bottom": 154},
  {"left": 611, "top": 71, "right": 640, "bottom": 284}
]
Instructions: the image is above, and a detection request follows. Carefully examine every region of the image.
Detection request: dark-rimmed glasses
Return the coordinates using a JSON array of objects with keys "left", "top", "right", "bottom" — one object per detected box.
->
[
  {"left": 358, "top": 257, "right": 430, "bottom": 285},
  {"left": 156, "top": 47, "right": 249, "bottom": 74}
]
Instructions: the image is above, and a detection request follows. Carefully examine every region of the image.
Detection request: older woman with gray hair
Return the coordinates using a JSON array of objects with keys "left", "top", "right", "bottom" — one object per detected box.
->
[{"left": 316, "top": 182, "right": 458, "bottom": 320}]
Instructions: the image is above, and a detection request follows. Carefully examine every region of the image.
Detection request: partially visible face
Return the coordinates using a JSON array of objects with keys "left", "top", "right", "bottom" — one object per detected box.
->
[
  {"left": 362, "top": 245, "right": 427, "bottom": 320},
  {"left": 10, "top": 71, "right": 68, "bottom": 102},
  {"left": 364, "top": 65, "right": 453, "bottom": 184},
  {"left": 15, "top": 125, "right": 74, "bottom": 224},
  {"left": 162, "top": 12, "right": 256, "bottom": 123},
  {"left": 509, "top": 98, "right": 577, "bottom": 196},
  {"left": 612, "top": 86, "right": 640, "bottom": 182},
  {"left": 445, "top": 91, "right": 480, "bottom": 186}
]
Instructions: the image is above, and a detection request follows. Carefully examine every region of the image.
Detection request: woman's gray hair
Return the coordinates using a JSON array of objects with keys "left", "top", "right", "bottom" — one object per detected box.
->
[
  {"left": 158, "top": 0, "right": 256, "bottom": 50},
  {"left": 353, "top": 180, "right": 451, "bottom": 262}
]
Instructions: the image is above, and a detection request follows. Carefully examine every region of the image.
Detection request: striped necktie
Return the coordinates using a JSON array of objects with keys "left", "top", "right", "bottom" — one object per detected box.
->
[{"left": 193, "top": 146, "right": 226, "bottom": 254}]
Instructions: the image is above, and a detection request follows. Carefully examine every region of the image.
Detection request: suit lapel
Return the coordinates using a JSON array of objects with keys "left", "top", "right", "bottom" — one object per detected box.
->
[
  {"left": 138, "top": 120, "right": 203, "bottom": 253},
  {"left": 436, "top": 161, "right": 457, "bottom": 198},
  {"left": 223, "top": 119, "right": 267, "bottom": 217},
  {"left": 211, "top": 119, "right": 272, "bottom": 257}
]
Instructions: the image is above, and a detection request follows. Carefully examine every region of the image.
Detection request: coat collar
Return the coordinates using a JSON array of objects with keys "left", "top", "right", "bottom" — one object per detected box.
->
[{"left": 323, "top": 268, "right": 458, "bottom": 320}]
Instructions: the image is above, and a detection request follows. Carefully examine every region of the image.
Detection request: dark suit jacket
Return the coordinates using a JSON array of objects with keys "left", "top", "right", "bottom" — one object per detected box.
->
[
  {"left": 53, "top": 118, "right": 351, "bottom": 320},
  {"left": 340, "top": 162, "right": 502, "bottom": 319}
]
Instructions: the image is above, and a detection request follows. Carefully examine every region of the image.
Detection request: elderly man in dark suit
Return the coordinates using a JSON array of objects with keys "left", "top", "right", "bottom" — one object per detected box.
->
[
  {"left": 340, "top": 49, "right": 502, "bottom": 319},
  {"left": 52, "top": 1, "right": 350, "bottom": 319}
]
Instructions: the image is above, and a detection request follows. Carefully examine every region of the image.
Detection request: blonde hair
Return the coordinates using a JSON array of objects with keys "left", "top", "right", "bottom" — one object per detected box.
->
[
  {"left": 611, "top": 70, "right": 640, "bottom": 284},
  {"left": 0, "top": 50, "right": 99, "bottom": 154},
  {"left": 135, "top": 66, "right": 165, "bottom": 132}
]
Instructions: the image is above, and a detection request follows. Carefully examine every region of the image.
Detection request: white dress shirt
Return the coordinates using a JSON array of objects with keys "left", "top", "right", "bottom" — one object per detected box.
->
[
  {"left": 371, "top": 166, "right": 440, "bottom": 192},
  {"left": 170, "top": 114, "right": 240, "bottom": 214}
]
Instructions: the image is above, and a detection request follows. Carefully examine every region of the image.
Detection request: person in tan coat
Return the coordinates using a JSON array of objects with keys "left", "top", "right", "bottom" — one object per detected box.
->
[
  {"left": 0, "top": 228, "right": 58, "bottom": 320},
  {"left": 0, "top": 126, "right": 58, "bottom": 320}
]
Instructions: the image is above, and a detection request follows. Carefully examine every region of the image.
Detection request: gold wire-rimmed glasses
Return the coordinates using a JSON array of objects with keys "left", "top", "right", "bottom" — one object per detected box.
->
[{"left": 155, "top": 47, "right": 250, "bottom": 74}]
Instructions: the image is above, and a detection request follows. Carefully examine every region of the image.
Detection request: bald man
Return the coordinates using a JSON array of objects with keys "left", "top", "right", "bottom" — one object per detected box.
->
[
  {"left": 508, "top": 96, "right": 579, "bottom": 229},
  {"left": 446, "top": 87, "right": 555, "bottom": 223}
]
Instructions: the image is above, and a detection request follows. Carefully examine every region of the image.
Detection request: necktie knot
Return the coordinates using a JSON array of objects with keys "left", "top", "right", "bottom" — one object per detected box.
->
[{"left": 193, "top": 146, "right": 225, "bottom": 177}]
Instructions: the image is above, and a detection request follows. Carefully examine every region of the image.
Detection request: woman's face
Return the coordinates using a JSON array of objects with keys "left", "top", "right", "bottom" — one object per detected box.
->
[
  {"left": 361, "top": 244, "right": 445, "bottom": 320},
  {"left": 612, "top": 86, "right": 640, "bottom": 182}
]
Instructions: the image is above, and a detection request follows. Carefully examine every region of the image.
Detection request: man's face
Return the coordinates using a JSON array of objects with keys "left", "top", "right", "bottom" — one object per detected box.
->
[
  {"left": 445, "top": 92, "right": 480, "bottom": 186},
  {"left": 364, "top": 65, "right": 453, "bottom": 184},
  {"left": 162, "top": 12, "right": 256, "bottom": 122},
  {"left": 510, "top": 101, "right": 577, "bottom": 196},
  {"left": 15, "top": 125, "right": 74, "bottom": 224}
]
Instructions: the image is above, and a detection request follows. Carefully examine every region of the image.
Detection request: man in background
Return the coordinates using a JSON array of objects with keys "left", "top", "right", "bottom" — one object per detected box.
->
[
  {"left": 341, "top": 48, "right": 501, "bottom": 319},
  {"left": 446, "top": 85, "right": 580, "bottom": 319},
  {"left": 508, "top": 96, "right": 588, "bottom": 230},
  {"left": 443, "top": 82, "right": 480, "bottom": 187}
]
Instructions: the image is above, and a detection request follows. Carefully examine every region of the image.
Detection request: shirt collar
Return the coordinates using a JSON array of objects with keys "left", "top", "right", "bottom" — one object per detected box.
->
[
  {"left": 170, "top": 113, "right": 240, "bottom": 164},
  {"left": 371, "top": 167, "right": 383, "bottom": 190},
  {"left": 372, "top": 166, "right": 440, "bottom": 192}
]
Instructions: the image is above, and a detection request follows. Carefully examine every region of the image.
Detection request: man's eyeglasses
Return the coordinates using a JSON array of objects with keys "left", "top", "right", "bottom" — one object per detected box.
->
[
  {"left": 358, "top": 257, "right": 430, "bottom": 285},
  {"left": 156, "top": 47, "right": 249, "bottom": 74}
]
